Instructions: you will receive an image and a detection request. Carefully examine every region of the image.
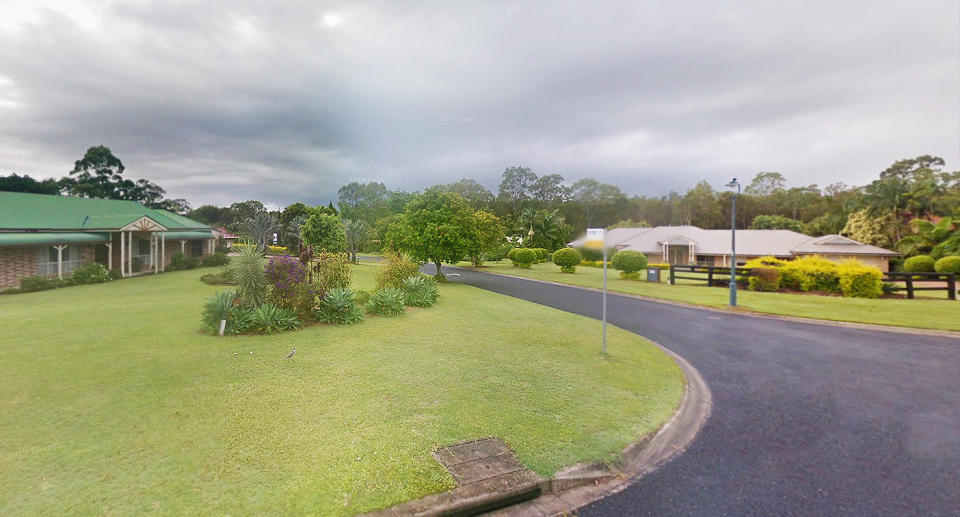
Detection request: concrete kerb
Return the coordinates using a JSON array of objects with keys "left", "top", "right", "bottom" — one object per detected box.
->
[{"left": 451, "top": 266, "right": 960, "bottom": 339}]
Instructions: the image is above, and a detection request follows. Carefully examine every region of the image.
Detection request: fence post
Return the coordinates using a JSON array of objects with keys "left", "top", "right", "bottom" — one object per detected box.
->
[
  {"left": 906, "top": 275, "right": 914, "bottom": 299},
  {"left": 708, "top": 267, "right": 714, "bottom": 287},
  {"left": 948, "top": 274, "right": 956, "bottom": 301},
  {"left": 669, "top": 265, "right": 675, "bottom": 285}
]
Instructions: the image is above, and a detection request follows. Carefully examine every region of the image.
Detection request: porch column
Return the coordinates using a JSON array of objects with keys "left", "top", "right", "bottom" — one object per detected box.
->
[
  {"left": 54, "top": 245, "right": 66, "bottom": 279},
  {"left": 153, "top": 234, "right": 158, "bottom": 274},
  {"left": 120, "top": 231, "right": 126, "bottom": 277},
  {"left": 128, "top": 231, "right": 134, "bottom": 275},
  {"left": 106, "top": 238, "right": 113, "bottom": 271},
  {"left": 161, "top": 232, "right": 165, "bottom": 272},
  {"left": 180, "top": 240, "right": 185, "bottom": 253},
  {"left": 689, "top": 243, "right": 694, "bottom": 264}
]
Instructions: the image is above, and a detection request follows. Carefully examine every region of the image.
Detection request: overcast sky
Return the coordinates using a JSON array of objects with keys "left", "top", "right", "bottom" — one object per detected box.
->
[{"left": 0, "top": 1, "right": 958, "bottom": 208}]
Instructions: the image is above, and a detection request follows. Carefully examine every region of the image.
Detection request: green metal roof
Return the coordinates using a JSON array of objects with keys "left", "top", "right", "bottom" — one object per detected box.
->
[
  {"left": 163, "top": 231, "right": 216, "bottom": 240},
  {"left": 0, "top": 232, "right": 110, "bottom": 246},
  {"left": 0, "top": 192, "right": 210, "bottom": 231}
]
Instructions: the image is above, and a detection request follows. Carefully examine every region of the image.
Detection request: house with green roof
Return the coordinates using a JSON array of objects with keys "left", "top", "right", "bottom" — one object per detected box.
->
[{"left": 0, "top": 192, "right": 216, "bottom": 288}]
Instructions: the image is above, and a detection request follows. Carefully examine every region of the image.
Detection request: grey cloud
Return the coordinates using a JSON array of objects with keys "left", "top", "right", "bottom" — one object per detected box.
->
[{"left": 0, "top": 0, "right": 956, "bottom": 207}]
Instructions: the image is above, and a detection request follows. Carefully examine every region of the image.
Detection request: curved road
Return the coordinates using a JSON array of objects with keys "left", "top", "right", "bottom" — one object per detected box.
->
[{"left": 442, "top": 266, "right": 960, "bottom": 516}]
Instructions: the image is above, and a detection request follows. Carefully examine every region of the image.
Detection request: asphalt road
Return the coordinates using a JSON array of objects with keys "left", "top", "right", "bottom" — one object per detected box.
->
[{"left": 440, "top": 266, "right": 960, "bottom": 517}]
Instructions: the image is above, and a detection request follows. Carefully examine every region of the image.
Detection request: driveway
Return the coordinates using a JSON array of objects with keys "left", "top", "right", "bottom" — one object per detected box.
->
[{"left": 442, "top": 266, "right": 960, "bottom": 516}]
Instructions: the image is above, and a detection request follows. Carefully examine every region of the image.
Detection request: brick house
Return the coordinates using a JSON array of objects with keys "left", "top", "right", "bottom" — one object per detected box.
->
[
  {"left": 569, "top": 226, "right": 900, "bottom": 271},
  {"left": 0, "top": 192, "right": 216, "bottom": 289}
]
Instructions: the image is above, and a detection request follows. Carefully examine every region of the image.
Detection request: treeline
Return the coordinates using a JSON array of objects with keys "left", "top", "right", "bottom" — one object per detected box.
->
[{"left": 4, "top": 152, "right": 958, "bottom": 257}]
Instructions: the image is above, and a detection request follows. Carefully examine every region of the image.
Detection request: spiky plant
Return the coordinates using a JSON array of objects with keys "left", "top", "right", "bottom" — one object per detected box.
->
[
  {"left": 244, "top": 212, "right": 278, "bottom": 249},
  {"left": 344, "top": 219, "right": 370, "bottom": 263},
  {"left": 202, "top": 290, "right": 236, "bottom": 333},
  {"left": 366, "top": 287, "right": 406, "bottom": 316},
  {"left": 316, "top": 287, "right": 364, "bottom": 325},
  {"left": 229, "top": 244, "right": 271, "bottom": 307},
  {"left": 401, "top": 275, "right": 439, "bottom": 307}
]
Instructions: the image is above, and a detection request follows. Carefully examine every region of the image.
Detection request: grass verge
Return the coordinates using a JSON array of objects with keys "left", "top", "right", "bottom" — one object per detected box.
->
[
  {"left": 0, "top": 265, "right": 682, "bottom": 515},
  {"left": 464, "top": 261, "right": 960, "bottom": 332}
]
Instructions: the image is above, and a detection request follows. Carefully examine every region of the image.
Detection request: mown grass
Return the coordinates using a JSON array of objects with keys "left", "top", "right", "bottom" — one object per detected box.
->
[
  {"left": 0, "top": 265, "right": 682, "bottom": 515},
  {"left": 464, "top": 261, "right": 960, "bottom": 331}
]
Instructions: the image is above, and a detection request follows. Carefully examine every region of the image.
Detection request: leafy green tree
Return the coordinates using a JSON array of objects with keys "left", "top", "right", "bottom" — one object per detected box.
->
[
  {"left": 300, "top": 213, "right": 346, "bottom": 252},
  {"left": 338, "top": 181, "right": 390, "bottom": 224},
  {"left": 69, "top": 145, "right": 127, "bottom": 199},
  {"left": 469, "top": 210, "right": 505, "bottom": 266},
  {"left": 446, "top": 178, "right": 495, "bottom": 209},
  {"left": 384, "top": 190, "right": 487, "bottom": 278},
  {"left": 497, "top": 166, "right": 537, "bottom": 218},
  {"left": 745, "top": 171, "right": 786, "bottom": 197},
  {"left": 531, "top": 173, "right": 569, "bottom": 207},
  {"left": 896, "top": 217, "right": 956, "bottom": 257},
  {"left": 0, "top": 173, "right": 68, "bottom": 194},
  {"left": 750, "top": 214, "right": 807, "bottom": 233},
  {"left": 843, "top": 210, "right": 896, "bottom": 248}
]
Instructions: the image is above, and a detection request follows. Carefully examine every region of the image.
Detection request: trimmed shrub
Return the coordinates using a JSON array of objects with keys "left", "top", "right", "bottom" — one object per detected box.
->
[
  {"left": 201, "top": 251, "right": 229, "bottom": 267},
  {"left": 748, "top": 267, "right": 780, "bottom": 292},
  {"left": 201, "top": 268, "right": 235, "bottom": 285},
  {"left": 366, "top": 287, "right": 406, "bottom": 316},
  {"left": 313, "top": 252, "right": 352, "bottom": 295},
  {"left": 203, "top": 290, "right": 237, "bottom": 334},
  {"left": 552, "top": 247, "right": 582, "bottom": 273},
  {"left": 265, "top": 245, "right": 288, "bottom": 255},
  {"left": 743, "top": 256, "right": 788, "bottom": 269},
  {"left": 170, "top": 251, "right": 186, "bottom": 270},
  {"left": 512, "top": 248, "right": 538, "bottom": 268},
  {"left": 934, "top": 255, "right": 960, "bottom": 275},
  {"left": 375, "top": 251, "right": 420, "bottom": 289},
  {"left": 401, "top": 274, "right": 439, "bottom": 307},
  {"left": 265, "top": 255, "right": 314, "bottom": 316},
  {"left": 779, "top": 256, "right": 840, "bottom": 293},
  {"left": 70, "top": 263, "right": 111, "bottom": 285},
  {"left": 533, "top": 248, "right": 549, "bottom": 263},
  {"left": 838, "top": 261, "right": 883, "bottom": 298},
  {"left": 19, "top": 275, "right": 59, "bottom": 292},
  {"left": 648, "top": 263, "right": 670, "bottom": 270},
  {"left": 903, "top": 255, "right": 935, "bottom": 273},
  {"left": 611, "top": 250, "right": 648, "bottom": 276},
  {"left": 316, "top": 287, "right": 364, "bottom": 325}
]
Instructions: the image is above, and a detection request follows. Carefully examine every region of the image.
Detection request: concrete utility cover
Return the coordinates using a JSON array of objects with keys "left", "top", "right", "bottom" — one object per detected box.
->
[{"left": 433, "top": 438, "right": 528, "bottom": 484}]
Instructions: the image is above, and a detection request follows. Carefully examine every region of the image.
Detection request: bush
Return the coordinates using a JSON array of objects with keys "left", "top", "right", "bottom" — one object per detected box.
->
[
  {"left": 353, "top": 289, "right": 371, "bottom": 307},
  {"left": 315, "top": 287, "right": 364, "bottom": 325},
  {"left": 533, "top": 248, "right": 548, "bottom": 263},
  {"left": 201, "top": 269, "right": 234, "bottom": 285},
  {"left": 300, "top": 213, "right": 346, "bottom": 252},
  {"left": 903, "top": 255, "right": 935, "bottom": 273},
  {"left": 748, "top": 267, "right": 780, "bottom": 292},
  {"left": 202, "top": 290, "right": 237, "bottom": 334},
  {"left": 265, "top": 245, "right": 288, "bottom": 255},
  {"left": 70, "top": 263, "right": 111, "bottom": 285},
  {"left": 375, "top": 252, "right": 420, "bottom": 289},
  {"left": 201, "top": 251, "right": 229, "bottom": 267},
  {"left": 484, "top": 243, "right": 512, "bottom": 262},
  {"left": 401, "top": 274, "right": 439, "bottom": 307},
  {"left": 366, "top": 287, "right": 406, "bottom": 316},
  {"left": 934, "top": 255, "right": 960, "bottom": 274},
  {"left": 183, "top": 256, "right": 200, "bottom": 269},
  {"left": 19, "top": 275, "right": 59, "bottom": 292},
  {"left": 265, "top": 255, "right": 314, "bottom": 316},
  {"left": 109, "top": 268, "right": 123, "bottom": 280},
  {"left": 512, "top": 248, "right": 538, "bottom": 268},
  {"left": 838, "top": 261, "right": 883, "bottom": 298},
  {"left": 313, "top": 252, "right": 353, "bottom": 296},
  {"left": 743, "top": 256, "right": 788, "bottom": 269},
  {"left": 229, "top": 244, "right": 271, "bottom": 306},
  {"left": 242, "top": 303, "right": 302, "bottom": 334},
  {"left": 779, "top": 256, "right": 840, "bottom": 293},
  {"left": 611, "top": 250, "right": 648, "bottom": 275},
  {"left": 552, "top": 248, "right": 582, "bottom": 273},
  {"left": 648, "top": 263, "right": 670, "bottom": 270},
  {"left": 170, "top": 251, "right": 186, "bottom": 270}
]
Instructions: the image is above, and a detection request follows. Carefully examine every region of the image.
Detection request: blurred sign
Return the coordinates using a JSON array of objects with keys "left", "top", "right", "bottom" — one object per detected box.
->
[{"left": 584, "top": 228, "right": 605, "bottom": 249}]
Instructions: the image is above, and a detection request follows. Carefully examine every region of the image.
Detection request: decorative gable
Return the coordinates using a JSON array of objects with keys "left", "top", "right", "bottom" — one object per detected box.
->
[
  {"left": 812, "top": 235, "right": 861, "bottom": 245},
  {"left": 120, "top": 216, "right": 168, "bottom": 232}
]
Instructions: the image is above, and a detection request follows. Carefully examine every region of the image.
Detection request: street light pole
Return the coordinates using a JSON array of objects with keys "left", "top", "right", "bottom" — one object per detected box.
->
[{"left": 725, "top": 178, "right": 741, "bottom": 307}]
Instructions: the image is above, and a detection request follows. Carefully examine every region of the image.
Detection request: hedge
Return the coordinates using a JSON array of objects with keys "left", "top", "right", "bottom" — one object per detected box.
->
[
  {"left": 934, "top": 255, "right": 960, "bottom": 274},
  {"left": 512, "top": 248, "right": 538, "bottom": 268},
  {"left": 903, "top": 255, "right": 935, "bottom": 273},
  {"left": 838, "top": 261, "right": 883, "bottom": 298},
  {"left": 552, "top": 247, "right": 582, "bottom": 273}
]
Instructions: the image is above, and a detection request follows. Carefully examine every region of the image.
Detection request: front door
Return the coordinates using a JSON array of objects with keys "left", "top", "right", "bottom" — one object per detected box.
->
[{"left": 669, "top": 247, "right": 688, "bottom": 265}]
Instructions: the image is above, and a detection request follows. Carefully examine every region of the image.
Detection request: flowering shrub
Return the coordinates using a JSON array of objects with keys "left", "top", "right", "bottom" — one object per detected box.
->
[
  {"left": 265, "top": 255, "right": 315, "bottom": 316},
  {"left": 313, "top": 252, "right": 352, "bottom": 296},
  {"left": 375, "top": 252, "right": 420, "bottom": 289}
]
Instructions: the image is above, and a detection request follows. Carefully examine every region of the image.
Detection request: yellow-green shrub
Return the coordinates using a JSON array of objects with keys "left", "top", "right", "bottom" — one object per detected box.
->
[
  {"left": 779, "top": 255, "right": 840, "bottom": 293},
  {"left": 837, "top": 260, "right": 883, "bottom": 298},
  {"left": 266, "top": 245, "right": 288, "bottom": 255},
  {"left": 748, "top": 267, "right": 780, "bottom": 292},
  {"left": 744, "top": 256, "right": 788, "bottom": 269}
]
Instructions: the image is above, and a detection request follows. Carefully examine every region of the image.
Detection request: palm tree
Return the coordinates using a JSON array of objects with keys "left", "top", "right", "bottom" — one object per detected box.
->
[
  {"left": 244, "top": 213, "right": 277, "bottom": 249},
  {"left": 343, "top": 219, "right": 370, "bottom": 263},
  {"left": 896, "top": 217, "right": 956, "bottom": 257}
]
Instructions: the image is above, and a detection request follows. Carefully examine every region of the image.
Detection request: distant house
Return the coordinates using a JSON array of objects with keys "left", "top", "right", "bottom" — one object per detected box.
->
[
  {"left": 0, "top": 192, "right": 216, "bottom": 289},
  {"left": 214, "top": 227, "right": 239, "bottom": 248},
  {"left": 569, "top": 226, "right": 899, "bottom": 271}
]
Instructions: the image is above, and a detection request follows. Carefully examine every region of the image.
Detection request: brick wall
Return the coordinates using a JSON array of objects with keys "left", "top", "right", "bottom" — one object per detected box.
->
[{"left": 0, "top": 247, "right": 38, "bottom": 289}]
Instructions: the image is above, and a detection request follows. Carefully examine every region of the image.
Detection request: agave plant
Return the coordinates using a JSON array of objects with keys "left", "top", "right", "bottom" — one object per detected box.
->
[
  {"left": 316, "top": 287, "right": 364, "bottom": 325},
  {"left": 401, "top": 275, "right": 439, "bottom": 307},
  {"left": 366, "top": 287, "right": 406, "bottom": 316},
  {"left": 202, "top": 290, "right": 236, "bottom": 333},
  {"left": 229, "top": 244, "right": 271, "bottom": 307}
]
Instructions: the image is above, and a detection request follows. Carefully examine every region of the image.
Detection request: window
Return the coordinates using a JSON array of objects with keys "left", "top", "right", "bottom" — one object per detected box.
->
[
  {"left": 36, "top": 245, "right": 82, "bottom": 276},
  {"left": 696, "top": 255, "right": 713, "bottom": 266},
  {"left": 190, "top": 240, "right": 203, "bottom": 257},
  {"left": 133, "top": 238, "right": 152, "bottom": 266}
]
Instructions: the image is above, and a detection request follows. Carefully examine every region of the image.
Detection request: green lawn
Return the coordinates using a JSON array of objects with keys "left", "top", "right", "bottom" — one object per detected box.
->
[
  {"left": 0, "top": 265, "right": 683, "bottom": 516},
  {"left": 463, "top": 261, "right": 960, "bottom": 332}
]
